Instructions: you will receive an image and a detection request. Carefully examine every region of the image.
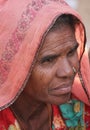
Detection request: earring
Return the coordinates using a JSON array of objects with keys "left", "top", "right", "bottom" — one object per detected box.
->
[{"left": 72, "top": 67, "right": 76, "bottom": 74}]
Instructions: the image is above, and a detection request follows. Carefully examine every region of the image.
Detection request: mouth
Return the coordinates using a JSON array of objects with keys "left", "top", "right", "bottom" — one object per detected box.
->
[{"left": 48, "top": 84, "right": 72, "bottom": 96}]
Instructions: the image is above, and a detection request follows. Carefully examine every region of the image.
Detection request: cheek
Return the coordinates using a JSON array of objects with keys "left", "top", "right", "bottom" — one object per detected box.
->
[
  {"left": 31, "top": 67, "right": 53, "bottom": 90},
  {"left": 29, "top": 68, "right": 55, "bottom": 101}
]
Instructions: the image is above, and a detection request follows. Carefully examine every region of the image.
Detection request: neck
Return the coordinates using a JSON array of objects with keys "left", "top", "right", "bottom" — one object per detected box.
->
[{"left": 10, "top": 91, "right": 52, "bottom": 130}]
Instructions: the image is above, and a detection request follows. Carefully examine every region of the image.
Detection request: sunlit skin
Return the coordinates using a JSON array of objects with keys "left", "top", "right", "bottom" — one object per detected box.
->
[{"left": 11, "top": 24, "right": 79, "bottom": 130}]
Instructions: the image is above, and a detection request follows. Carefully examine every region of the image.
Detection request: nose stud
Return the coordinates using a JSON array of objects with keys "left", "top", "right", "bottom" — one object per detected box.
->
[{"left": 72, "top": 67, "right": 76, "bottom": 74}]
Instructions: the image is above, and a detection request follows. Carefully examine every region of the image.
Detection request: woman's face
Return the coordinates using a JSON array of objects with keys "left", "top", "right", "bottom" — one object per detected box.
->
[{"left": 24, "top": 24, "right": 79, "bottom": 105}]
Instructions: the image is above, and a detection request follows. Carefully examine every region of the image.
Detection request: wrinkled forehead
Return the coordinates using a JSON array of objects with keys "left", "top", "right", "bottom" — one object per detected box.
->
[
  {"left": 37, "top": 28, "right": 78, "bottom": 61},
  {"left": 37, "top": 14, "right": 86, "bottom": 60}
]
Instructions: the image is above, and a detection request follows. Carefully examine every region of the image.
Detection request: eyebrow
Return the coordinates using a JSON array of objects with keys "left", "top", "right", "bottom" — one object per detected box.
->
[
  {"left": 69, "top": 42, "right": 79, "bottom": 52},
  {"left": 39, "top": 42, "right": 79, "bottom": 63},
  {"left": 40, "top": 54, "right": 58, "bottom": 63}
]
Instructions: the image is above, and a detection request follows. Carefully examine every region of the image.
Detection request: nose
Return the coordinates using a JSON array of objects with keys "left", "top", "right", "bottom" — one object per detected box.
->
[{"left": 56, "top": 57, "right": 74, "bottom": 79}]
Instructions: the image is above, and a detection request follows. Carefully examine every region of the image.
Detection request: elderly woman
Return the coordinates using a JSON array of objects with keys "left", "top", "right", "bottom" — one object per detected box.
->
[{"left": 0, "top": 0, "right": 90, "bottom": 130}]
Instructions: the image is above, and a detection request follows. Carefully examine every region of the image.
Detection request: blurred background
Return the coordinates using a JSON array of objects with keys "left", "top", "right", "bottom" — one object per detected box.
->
[{"left": 66, "top": 0, "right": 90, "bottom": 48}]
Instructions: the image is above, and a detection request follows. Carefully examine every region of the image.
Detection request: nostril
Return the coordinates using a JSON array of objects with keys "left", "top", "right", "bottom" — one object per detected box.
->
[
  {"left": 56, "top": 67, "right": 74, "bottom": 79},
  {"left": 56, "top": 58, "right": 77, "bottom": 78}
]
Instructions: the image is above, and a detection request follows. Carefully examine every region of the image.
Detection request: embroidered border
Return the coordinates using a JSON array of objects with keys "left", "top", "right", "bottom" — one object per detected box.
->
[{"left": 0, "top": 0, "right": 68, "bottom": 84}]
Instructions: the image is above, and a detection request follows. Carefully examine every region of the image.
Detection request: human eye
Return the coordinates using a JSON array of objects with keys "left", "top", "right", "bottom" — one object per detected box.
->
[
  {"left": 68, "top": 43, "right": 79, "bottom": 57},
  {"left": 40, "top": 55, "right": 57, "bottom": 64}
]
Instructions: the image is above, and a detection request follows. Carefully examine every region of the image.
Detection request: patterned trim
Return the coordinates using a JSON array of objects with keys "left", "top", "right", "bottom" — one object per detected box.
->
[
  {"left": 53, "top": 115, "right": 66, "bottom": 129},
  {"left": 0, "top": 0, "right": 68, "bottom": 84},
  {"left": 0, "top": 0, "right": 46, "bottom": 85}
]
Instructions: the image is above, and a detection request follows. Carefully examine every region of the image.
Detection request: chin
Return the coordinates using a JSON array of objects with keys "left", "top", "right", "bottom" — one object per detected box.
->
[{"left": 49, "top": 93, "right": 71, "bottom": 105}]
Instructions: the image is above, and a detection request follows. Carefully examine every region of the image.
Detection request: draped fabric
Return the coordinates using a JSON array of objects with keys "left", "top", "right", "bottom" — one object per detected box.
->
[
  {"left": 0, "top": 0, "right": 90, "bottom": 110},
  {"left": 0, "top": 100, "right": 90, "bottom": 130},
  {"left": 52, "top": 99, "right": 90, "bottom": 130}
]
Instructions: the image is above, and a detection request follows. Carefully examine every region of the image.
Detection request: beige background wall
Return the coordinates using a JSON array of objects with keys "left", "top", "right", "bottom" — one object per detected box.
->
[{"left": 77, "top": 0, "right": 90, "bottom": 48}]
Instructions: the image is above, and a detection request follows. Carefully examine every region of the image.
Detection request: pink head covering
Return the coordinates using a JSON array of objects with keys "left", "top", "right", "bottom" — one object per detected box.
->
[{"left": 0, "top": 0, "right": 89, "bottom": 110}]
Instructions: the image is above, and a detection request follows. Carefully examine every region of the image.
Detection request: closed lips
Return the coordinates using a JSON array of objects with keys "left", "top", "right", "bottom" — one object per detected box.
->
[{"left": 48, "top": 84, "right": 72, "bottom": 96}]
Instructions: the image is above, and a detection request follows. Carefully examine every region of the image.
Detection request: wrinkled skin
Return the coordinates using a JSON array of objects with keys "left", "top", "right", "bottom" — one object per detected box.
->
[
  {"left": 24, "top": 24, "right": 79, "bottom": 105},
  {"left": 11, "top": 24, "right": 79, "bottom": 130}
]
